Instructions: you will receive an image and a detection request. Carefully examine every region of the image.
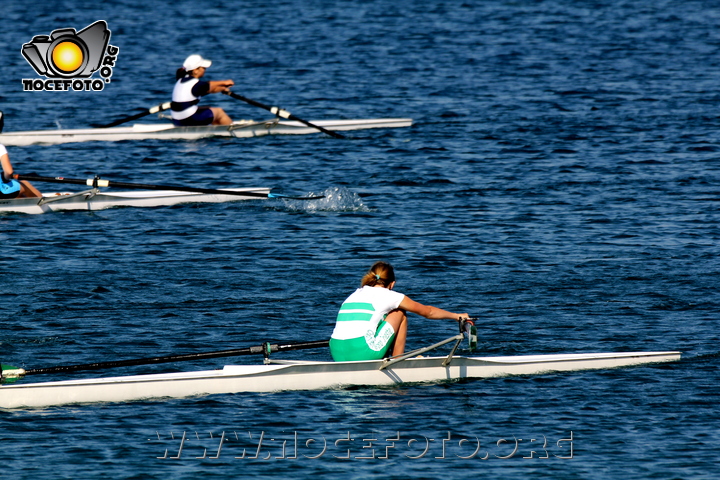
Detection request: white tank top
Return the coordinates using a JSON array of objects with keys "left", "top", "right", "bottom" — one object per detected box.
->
[
  {"left": 331, "top": 286, "right": 405, "bottom": 340},
  {"left": 171, "top": 77, "right": 201, "bottom": 120}
]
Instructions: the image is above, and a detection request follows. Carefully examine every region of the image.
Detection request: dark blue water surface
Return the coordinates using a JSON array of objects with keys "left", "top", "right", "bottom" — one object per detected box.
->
[{"left": 1, "top": 0, "right": 719, "bottom": 478}]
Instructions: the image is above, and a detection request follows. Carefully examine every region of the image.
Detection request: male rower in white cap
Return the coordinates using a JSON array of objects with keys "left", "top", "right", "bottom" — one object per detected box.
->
[{"left": 171, "top": 54, "right": 235, "bottom": 126}]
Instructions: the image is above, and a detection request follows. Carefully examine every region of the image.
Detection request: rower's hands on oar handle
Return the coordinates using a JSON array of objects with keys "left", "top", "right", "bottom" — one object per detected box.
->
[
  {"left": 211, "top": 80, "right": 234, "bottom": 94},
  {"left": 457, "top": 317, "right": 478, "bottom": 351}
]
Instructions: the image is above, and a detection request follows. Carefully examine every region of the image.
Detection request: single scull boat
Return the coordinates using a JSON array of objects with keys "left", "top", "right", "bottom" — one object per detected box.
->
[
  {"left": 0, "top": 328, "right": 680, "bottom": 409},
  {"left": 0, "top": 187, "right": 272, "bottom": 214},
  {"left": 0, "top": 118, "right": 413, "bottom": 146}
]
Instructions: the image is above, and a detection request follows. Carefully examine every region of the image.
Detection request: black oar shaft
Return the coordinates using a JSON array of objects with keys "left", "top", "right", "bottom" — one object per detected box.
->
[
  {"left": 23, "top": 340, "right": 329, "bottom": 376},
  {"left": 16, "top": 174, "right": 272, "bottom": 199},
  {"left": 94, "top": 102, "right": 172, "bottom": 128},
  {"left": 223, "top": 91, "right": 345, "bottom": 139},
  {"left": 16, "top": 174, "right": 324, "bottom": 201}
]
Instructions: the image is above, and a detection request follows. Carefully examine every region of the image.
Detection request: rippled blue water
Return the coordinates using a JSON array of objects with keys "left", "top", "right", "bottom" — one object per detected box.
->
[{"left": 1, "top": 1, "right": 719, "bottom": 478}]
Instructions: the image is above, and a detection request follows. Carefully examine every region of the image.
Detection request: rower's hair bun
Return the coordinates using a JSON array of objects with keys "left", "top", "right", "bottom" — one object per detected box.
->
[{"left": 361, "top": 261, "right": 395, "bottom": 288}]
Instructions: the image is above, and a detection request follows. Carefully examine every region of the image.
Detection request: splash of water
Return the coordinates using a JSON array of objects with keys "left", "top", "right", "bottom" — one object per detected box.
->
[{"left": 279, "top": 186, "right": 373, "bottom": 213}]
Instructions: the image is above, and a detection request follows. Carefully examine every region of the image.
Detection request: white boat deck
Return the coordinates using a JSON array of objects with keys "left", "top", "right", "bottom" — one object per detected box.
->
[
  {"left": 0, "top": 118, "right": 413, "bottom": 146},
  {"left": 0, "top": 188, "right": 272, "bottom": 214},
  {"left": 0, "top": 351, "right": 680, "bottom": 409}
]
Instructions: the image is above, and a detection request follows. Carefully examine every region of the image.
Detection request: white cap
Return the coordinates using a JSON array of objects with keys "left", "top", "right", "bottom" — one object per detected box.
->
[{"left": 183, "top": 54, "right": 212, "bottom": 71}]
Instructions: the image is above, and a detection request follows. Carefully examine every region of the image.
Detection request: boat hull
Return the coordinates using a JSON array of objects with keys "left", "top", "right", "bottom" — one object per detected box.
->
[
  {"left": 0, "top": 188, "right": 271, "bottom": 214},
  {"left": 0, "top": 351, "right": 680, "bottom": 409},
  {"left": 0, "top": 118, "right": 413, "bottom": 146}
]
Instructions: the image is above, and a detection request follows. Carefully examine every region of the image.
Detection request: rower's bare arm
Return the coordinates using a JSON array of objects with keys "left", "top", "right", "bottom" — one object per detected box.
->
[
  {"left": 399, "top": 296, "right": 468, "bottom": 321},
  {"left": 208, "top": 80, "right": 235, "bottom": 94},
  {"left": 1, "top": 153, "right": 12, "bottom": 178}
]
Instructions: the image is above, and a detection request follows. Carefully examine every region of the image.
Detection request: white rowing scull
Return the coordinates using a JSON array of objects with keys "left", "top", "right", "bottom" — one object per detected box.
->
[
  {"left": 0, "top": 118, "right": 413, "bottom": 146},
  {"left": 0, "top": 330, "right": 680, "bottom": 409},
  {"left": 0, "top": 187, "right": 273, "bottom": 214}
]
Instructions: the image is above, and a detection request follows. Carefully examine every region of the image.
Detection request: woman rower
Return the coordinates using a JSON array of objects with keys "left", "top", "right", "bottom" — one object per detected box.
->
[
  {"left": 171, "top": 54, "right": 235, "bottom": 126},
  {"left": 329, "top": 261, "right": 470, "bottom": 361},
  {"left": 0, "top": 144, "right": 41, "bottom": 199}
]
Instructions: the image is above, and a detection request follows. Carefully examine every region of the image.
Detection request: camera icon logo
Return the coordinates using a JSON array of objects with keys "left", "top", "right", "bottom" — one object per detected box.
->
[{"left": 22, "top": 20, "right": 110, "bottom": 78}]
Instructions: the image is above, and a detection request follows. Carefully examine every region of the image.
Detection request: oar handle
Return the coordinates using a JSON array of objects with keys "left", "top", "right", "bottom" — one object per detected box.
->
[{"left": 222, "top": 91, "right": 345, "bottom": 139}]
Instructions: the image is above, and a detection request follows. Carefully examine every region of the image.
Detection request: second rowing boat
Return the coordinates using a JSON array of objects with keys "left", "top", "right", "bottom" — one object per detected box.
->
[
  {"left": 0, "top": 187, "right": 272, "bottom": 214},
  {"left": 0, "top": 118, "right": 413, "bottom": 146}
]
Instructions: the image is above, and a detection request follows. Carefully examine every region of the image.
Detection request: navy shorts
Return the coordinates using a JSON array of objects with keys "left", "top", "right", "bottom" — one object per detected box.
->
[{"left": 173, "top": 107, "right": 215, "bottom": 126}]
